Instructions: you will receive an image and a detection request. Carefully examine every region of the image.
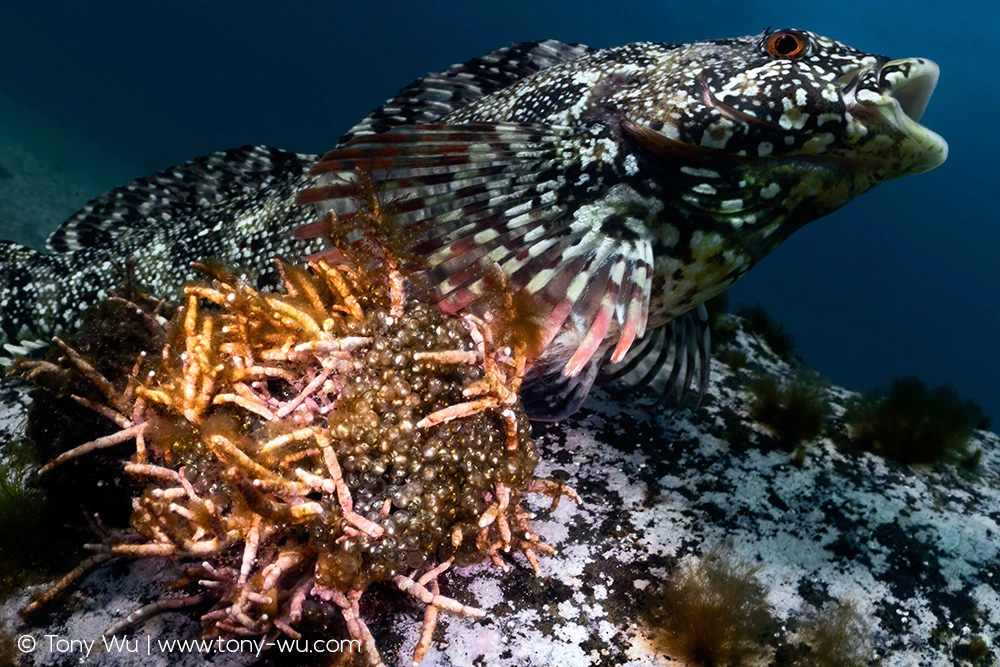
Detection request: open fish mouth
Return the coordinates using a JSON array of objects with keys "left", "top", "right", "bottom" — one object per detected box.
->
[{"left": 845, "top": 58, "right": 948, "bottom": 173}]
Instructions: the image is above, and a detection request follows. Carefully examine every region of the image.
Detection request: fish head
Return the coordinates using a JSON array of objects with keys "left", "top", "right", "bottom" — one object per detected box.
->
[{"left": 618, "top": 28, "right": 948, "bottom": 239}]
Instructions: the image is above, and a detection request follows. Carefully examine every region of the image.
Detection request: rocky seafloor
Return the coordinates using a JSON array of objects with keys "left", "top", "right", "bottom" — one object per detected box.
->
[{"left": 1, "top": 317, "right": 997, "bottom": 666}]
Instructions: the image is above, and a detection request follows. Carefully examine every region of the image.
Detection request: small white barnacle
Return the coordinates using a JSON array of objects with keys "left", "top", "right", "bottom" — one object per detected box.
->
[{"left": 757, "top": 142, "right": 774, "bottom": 157}]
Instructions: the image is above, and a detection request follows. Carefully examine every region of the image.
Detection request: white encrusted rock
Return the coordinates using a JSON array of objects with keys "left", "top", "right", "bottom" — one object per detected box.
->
[{"left": 1, "top": 320, "right": 997, "bottom": 666}]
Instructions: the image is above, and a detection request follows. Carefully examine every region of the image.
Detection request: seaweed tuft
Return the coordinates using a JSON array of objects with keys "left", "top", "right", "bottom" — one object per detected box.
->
[
  {"left": 704, "top": 293, "right": 736, "bottom": 350},
  {"left": 749, "top": 375, "right": 829, "bottom": 451},
  {"left": 0, "top": 627, "right": 17, "bottom": 666},
  {"left": 0, "top": 443, "right": 44, "bottom": 595},
  {"left": 844, "top": 377, "right": 986, "bottom": 465},
  {"left": 790, "top": 600, "right": 874, "bottom": 667},
  {"left": 716, "top": 346, "right": 747, "bottom": 371},
  {"left": 719, "top": 406, "right": 753, "bottom": 447},
  {"left": 952, "top": 635, "right": 991, "bottom": 664},
  {"left": 643, "top": 548, "right": 776, "bottom": 667}
]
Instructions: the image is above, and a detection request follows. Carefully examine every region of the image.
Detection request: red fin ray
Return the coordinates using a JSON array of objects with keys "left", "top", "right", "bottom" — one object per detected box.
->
[
  {"left": 564, "top": 258, "right": 622, "bottom": 377},
  {"left": 427, "top": 208, "right": 569, "bottom": 303}
]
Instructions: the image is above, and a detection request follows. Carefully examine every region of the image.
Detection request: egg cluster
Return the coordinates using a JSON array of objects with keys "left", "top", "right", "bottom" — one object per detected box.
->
[
  {"left": 16, "top": 221, "right": 563, "bottom": 665},
  {"left": 257, "top": 297, "right": 541, "bottom": 591}
]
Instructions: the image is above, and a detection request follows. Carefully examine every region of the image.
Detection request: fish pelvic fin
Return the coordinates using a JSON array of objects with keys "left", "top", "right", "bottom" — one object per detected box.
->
[{"left": 598, "top": 304, "right": 712, "bottom": 409}]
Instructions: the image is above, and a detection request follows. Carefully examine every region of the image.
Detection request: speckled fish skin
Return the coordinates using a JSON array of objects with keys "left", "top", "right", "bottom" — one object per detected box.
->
[
  {"left": 435, "top": 31, "right": 948, "bottom": 328},
  {"left": 299, "top": 29, "right": 947, "bottom": 416},
  {"left": 0, "top": 31, "right": 947, "bottom": 419},
  {"left": 0, "top": 147, "right": 324, "bottom": 358}
]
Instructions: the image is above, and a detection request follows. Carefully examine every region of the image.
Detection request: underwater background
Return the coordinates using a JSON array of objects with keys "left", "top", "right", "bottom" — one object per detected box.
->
[{"left": 1, "top": 0, "right": 996, "bottom": 419}]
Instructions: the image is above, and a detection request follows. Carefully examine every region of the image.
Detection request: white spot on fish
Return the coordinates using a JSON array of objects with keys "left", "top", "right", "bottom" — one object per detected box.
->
[
  {"left": 761, "top": 183, "right": 781, "bottom": 199},
  {"left": 623, "top": 154, "right": 639, "bottom": 176},
  {"left": 857, "top": 89, "right": 882, "bottom": 103},
  {"left": 681, "top": 167, "right": 720, "bottom": 178}
]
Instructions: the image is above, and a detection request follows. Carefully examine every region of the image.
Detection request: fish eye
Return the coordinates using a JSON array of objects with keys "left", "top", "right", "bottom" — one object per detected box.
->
[{"left": 765, "top": 30, "right": 808, "bottom": 59}]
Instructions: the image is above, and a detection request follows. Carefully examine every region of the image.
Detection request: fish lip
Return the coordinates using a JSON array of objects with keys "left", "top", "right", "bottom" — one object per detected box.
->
[
  {"left": 885, "top": 58, "right": 938, "bottom": 123},
  {"left": 845, "top": 58, "right": 948, "bottom": 173}
]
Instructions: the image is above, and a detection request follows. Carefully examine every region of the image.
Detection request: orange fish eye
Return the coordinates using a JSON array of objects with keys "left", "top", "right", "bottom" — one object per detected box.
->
[{"left": 765, "top": 30, "right": 808, "bottom": 58}]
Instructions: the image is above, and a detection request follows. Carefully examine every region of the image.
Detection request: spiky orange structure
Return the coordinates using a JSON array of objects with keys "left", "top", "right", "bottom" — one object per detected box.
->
[{"left": 13, "top": 186, "right": 577, "bottom": 665}]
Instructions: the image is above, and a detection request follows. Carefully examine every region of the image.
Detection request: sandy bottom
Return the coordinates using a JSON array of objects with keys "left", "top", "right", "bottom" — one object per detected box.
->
[{"left": 0, "top": 92, "right": 141, "bottom": 249}]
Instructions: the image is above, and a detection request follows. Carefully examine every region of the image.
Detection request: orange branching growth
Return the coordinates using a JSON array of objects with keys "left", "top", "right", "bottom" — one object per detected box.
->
[
  {"left": 475, "top": 262, "right": 550, "bottom": 364},
  {"left": 12, "top": 183, "right": 578, "bottom": 666},
  {"left": 319, "top": 168, "right": 430, "bottom": 319}
]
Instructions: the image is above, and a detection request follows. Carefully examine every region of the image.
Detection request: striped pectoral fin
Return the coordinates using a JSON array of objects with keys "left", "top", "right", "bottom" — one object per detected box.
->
[
  {"left": 562, "top": 256, "right": 622, "bottom": 377},
  {"left": 555, "top": 238, "right": 656, "bottom": 380},
  {"left": 510, "top": 242, "right": 657, "bottom": 421},
  {"left": 296, "top": 122, "right": 656, "bottom": 414},
  {"left": 598, "top": 304, "right": 712, "bottom": 409},
  {"left": 296, "top": 123, "right": 574, "bottom": 231}
]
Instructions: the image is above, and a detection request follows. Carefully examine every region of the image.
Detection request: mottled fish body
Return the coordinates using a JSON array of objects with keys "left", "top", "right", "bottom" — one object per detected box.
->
[{"left": 0, "top": 31, "right": 946, "bottom": 419}]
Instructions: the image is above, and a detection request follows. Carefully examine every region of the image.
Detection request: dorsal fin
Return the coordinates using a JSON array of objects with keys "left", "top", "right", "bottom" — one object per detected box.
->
[
  {"left": 46, "top": 145, "right": 316, "bottom": 253},
  {"left": 339, "top": 39, "right": 592, "bottom": 144}
]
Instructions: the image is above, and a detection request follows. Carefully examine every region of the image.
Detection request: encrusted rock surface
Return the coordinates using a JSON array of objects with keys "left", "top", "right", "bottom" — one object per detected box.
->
[{"left": 2, "top": 318, "right": 998, "bottom": 666}]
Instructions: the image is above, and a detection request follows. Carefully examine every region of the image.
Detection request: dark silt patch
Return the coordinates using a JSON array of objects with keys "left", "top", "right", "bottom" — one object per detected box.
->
[{"left": 0, "top": 162, "right": 12, "bottom": 179}]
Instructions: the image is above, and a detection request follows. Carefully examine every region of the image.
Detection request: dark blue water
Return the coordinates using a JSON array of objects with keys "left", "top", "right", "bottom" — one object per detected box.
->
[{"left": 2, "top": 0, "right": 996, "bottom": 419}]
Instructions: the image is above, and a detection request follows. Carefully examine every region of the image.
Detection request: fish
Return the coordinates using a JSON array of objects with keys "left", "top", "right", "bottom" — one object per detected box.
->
[{"left": 0, "top": 31, "right": 947, "bottom": 420}]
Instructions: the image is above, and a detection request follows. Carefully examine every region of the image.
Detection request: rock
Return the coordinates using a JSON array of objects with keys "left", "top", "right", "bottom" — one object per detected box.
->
[{"left": 2, "top": 318, "right": 997, "bottom": 666}]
